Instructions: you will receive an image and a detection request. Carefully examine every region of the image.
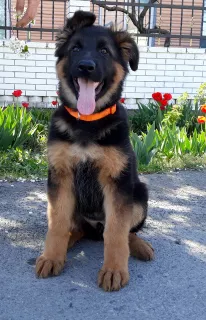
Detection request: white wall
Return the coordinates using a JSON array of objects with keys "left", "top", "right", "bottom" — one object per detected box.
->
[{"left": 0, "top": 41, "right": 206, "bottom": 108}]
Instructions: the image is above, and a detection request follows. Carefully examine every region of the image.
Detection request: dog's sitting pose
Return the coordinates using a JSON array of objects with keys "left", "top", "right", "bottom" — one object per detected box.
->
[{"left": 36, "top": 11, "right": 154, "bottom": 291}]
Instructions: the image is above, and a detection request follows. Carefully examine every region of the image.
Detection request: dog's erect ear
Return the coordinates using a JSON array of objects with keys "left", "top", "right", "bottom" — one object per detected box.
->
[
  {"left": 66, "top": 10, "right": 96, "bottom": 31},
  {"left": 55, "top": 11, "right": 96, "bottom": 58},
  {"left": 114, "top": 31, "right": 139, "bottom": 71}
]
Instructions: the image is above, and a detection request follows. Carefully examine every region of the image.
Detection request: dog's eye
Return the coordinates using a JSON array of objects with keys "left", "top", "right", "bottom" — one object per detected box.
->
[
  {"left": 72, "top": 46, "right": 80, "bottom": 52},
  {"left": 100, "top": 48, "right": 108, "bottom": 55}
]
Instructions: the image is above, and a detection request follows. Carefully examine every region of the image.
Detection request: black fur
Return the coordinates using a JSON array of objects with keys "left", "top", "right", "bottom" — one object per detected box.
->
[
  {"left": 48, "top": 11, "right": 148, "bottom": 240},
  {"left": 74, "top": 161, "right": 104, "bottom": 220}
]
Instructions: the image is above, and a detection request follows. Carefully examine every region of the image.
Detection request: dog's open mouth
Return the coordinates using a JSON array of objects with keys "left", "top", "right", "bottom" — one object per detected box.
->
[{"left": 73, "top": 78, "right": 104, "bottom": 115}]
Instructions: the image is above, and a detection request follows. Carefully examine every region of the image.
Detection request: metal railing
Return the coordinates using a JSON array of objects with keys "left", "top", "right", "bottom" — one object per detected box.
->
[{"left": 0, "top": 0, "right": 205, "bottom": 47}]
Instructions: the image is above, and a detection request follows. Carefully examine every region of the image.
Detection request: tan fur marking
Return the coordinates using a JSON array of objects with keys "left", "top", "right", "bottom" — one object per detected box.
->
[
  {"left": 67, "top": 231, "right": 84, "bottom": 250},
  {"left": 36, "top": 142, "right": 77, "bottom": 278},
  {"left": 61, "top": 78, "right": 77, "bottom": 107},
  {"left": 36, "top": 173, "right": 75, "bottom": 278},
  {"left": 56, "top": 58, "right": 66, "bottom": 79},
  {"left": 129, "top": 233, "right": 154, "bottom": 261},
  {"left": 98, "top": 147, "right": 128, "bottom": 186},
  {"left": 48, "top": 141, "right": 74, "bottom": 174},
  {"left": 48, "top": 142, "right": 127, "bottom": 177},
  {"left": 70, "top": 144, "right": 103, "bottom": 163},
  {"left": 48, "top": 141, "right": 102, "bottom": 169},
  {"left": 131, "top": 204, "right": 144, "bottom": 229},
  {"left": 56, "top": 58, "right": 77, "bottom": 107},
  {"left": 96, "top": 62, "right": 125, "bottom": 109},
  {"left": 98, "top": 183, "right": 132, "bottom": 291}
]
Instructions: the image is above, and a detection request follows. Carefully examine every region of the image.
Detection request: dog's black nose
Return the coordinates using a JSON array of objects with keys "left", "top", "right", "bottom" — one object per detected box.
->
[{"left": 78, "top": 60, "right": 96, "bottom": 72}]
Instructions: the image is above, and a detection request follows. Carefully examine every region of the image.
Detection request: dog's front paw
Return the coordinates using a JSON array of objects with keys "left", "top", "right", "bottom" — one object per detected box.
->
[
  {"left": 35, "top": 255, "right": 65, "bottom": 278},
  {"left": 98, "top": 268, "right": 129, "bottom": 292}
]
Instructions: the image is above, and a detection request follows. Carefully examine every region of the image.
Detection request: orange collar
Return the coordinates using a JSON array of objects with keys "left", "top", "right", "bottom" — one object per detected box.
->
[{"left": 65, "top": 105, "right": 116, "bottom": 121}]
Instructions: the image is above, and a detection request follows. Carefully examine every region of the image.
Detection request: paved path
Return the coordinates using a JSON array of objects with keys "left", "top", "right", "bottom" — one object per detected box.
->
[{"left": 0, "top": 170, "right": 205, "bottom": 320}]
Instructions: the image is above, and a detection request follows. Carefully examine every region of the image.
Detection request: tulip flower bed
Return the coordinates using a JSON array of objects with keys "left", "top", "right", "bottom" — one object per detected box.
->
[
  {"left": 129, "top": 85, "right": 206, "bottom": 172},
  {"left": 0, "top": 86, "right": 205, "bottom": 179}
]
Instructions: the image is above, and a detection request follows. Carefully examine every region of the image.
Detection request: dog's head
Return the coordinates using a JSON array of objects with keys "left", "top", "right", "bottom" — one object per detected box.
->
[{"left": 55, "top": 11, "right": 139, "bottom": 115}]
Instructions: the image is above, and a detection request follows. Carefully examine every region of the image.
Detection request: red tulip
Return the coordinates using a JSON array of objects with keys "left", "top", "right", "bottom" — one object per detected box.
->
[
  {"left": 160, "top": 99, "right": 168, "bottom": 108},
  {"left": 120, "top": 98, "right": 125, "bottom": 103},
  {"left": 163, "top": 93, "right": 172, "bottom": 101},
  {"left": 152, "top": 92, "right": 162, "bottom": 102},
  {"left": 51, "top": 100, "right": 58, "bottom": 106},
  {"left": 22, "top": 102, "right": 29, "bottom": 108},
  {"left": 12, "top": 90, "right": 22, "bottom": 97}
]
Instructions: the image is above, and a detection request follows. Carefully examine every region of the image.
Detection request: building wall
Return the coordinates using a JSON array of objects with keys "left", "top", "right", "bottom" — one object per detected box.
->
[
  {"left": 0, "top": 42, "right": 206, "bottom": 108},
  {"left": 9, "top": 0, "right": 204, "bottom": 48}
]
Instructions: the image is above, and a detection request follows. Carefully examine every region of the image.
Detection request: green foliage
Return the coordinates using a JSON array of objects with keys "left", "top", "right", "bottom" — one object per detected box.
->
[
  {"left": 162, "top": 105, "right": 182, "bottom": 127},
  {"left": 194, "top": 83, "right": 206, "bottom": 105},
  {"left": 0, "top": 105, "right": 52, "bottom": 179},
  {"left": 175, "top": 93, "right": 202, "bottom": 134},
  {"left": 28, "top": 108, "right": 53, "bottom": 151},
  {"left": 0, "top": 105, "right": 52, "bottom": 152},
  {"left": 130, "top": 123, "right": 206, "bottom": 166},
  {"left": 154, "top": 125, "right": 206, "bottom": 160},
  {"left": 0, "top": 148, "right": 47, "bottom": 179},
  {"left": 30, "top": 107, "right": 54, "bottom": 127},
  {"left": 129, "top": 102, "right": 164, "bottom": 135},
  {"left": 0, "top": 105, "right": 39, "bottom": 151},
  {"left": 130, "top": 122, "right": 157, "bottom": 165}
]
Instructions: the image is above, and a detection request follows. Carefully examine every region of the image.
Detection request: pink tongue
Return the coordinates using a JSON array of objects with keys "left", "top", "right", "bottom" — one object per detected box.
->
[{"left": 77, "top": 78, "right": 99, "bottom": 115}]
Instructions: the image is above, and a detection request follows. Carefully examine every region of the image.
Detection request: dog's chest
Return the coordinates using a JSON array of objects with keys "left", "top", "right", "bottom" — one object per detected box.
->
[
  {"left": 69, "top": 143, "right": 103, "bottom": 163},
  {"left": 74, "top": 160, "right": 104, "bottom": 220},
  {"left": 67, "top": 144, "right": 102, "bottom": 218},
  {"left": 48, "top": 141, "right": 126, "bottom": 219}
]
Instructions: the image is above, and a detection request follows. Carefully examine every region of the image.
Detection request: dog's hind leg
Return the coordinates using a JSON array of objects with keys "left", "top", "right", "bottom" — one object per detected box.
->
[
  {"left": 67, "top": 231, "right": 84, "bottom": 250},
  {"left": 129, "top": 233, "right": 154, "bottom": 261},
  {"left": 129, "top": 181, "right": 154, "bottom": 261}
]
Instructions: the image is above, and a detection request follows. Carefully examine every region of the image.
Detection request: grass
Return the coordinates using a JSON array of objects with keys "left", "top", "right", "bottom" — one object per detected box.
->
[
  {"left": 139, "top": 154, "right": 206, "bottom": 174},
  {"left": 0, "top": 148, "right": 48, "bottom": 180},
  {"left": 0, "top": 106, "right": 51, "bottom": 180}
]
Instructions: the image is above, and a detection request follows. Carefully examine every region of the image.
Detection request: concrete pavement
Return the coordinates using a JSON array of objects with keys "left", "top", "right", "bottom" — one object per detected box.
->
[{"left": 0, "top": 170, "right": 205, "bottom": 320}]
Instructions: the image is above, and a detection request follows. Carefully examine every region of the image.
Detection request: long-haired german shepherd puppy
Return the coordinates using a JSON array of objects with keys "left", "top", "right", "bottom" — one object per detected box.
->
[{"left": 36, "top": 10, "right": 154, "bottom": 291}]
